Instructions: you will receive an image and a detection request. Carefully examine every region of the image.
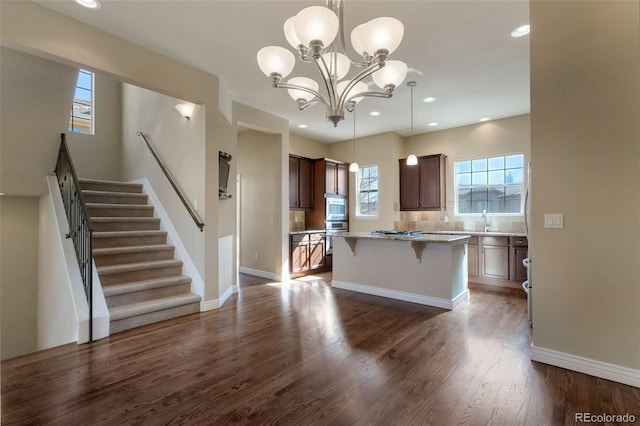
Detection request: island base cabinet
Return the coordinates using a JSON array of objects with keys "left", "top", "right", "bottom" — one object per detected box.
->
[
  {"left": 467, "top": 237, "right": 479, "bottom": 277},
  {"left": 481, "top": 246, "right": 510, "bottom": 280}
]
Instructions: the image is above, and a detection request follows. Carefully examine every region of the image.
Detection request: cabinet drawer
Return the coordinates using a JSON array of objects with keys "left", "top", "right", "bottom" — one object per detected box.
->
[
  {"left": 309, "top": 233, "right": 325, "bottom": 241},
  {"left": 510, "top": 236, "right": 528, "bottom": 247},
  {"left": 290, "top": 234, "right": 309, "bottom": 244},
  {"left": 468, "top": 236, "right": 478, "bottom": 245},
  {"left": 480, "top": 236, "right": 509, "bottom": 246}
]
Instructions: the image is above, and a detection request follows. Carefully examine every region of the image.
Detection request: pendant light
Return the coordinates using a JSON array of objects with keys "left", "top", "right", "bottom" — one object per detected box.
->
[
  {"left": 349, "top": 108, "right": 359, "bottom": 173},
  {"left": 406, "top": 81, "right": 418, "bottom": 166}
]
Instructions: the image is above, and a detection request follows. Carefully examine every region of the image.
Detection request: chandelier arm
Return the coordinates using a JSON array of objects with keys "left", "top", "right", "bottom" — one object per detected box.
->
[
  {"left": 345, "top": 91, "right": 392, "bottom": 103},
  {"left": 298, "top": 99, "right": 321, "bottom": 111},
  {"left": 327, "top": 0, "right": 370, "bottom": 68},
  {"left": 274, "top": 82, "right": 331, "bottom": 110},
  {"left": 337, "top": 61, "right": 385, "bottom": 111},
  {"left": 314, "top": 54, "right": 339, "bottom": 108}
]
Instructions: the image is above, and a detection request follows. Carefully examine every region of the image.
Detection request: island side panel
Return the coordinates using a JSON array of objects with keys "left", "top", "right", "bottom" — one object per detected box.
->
[{"left": 331, "top": 237, "right": 468, "bottom": 309}]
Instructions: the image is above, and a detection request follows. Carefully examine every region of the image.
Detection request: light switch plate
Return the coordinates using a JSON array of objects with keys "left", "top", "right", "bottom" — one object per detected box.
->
[{"left": 544, "top": 213, "right": 564, "bottom": 229}]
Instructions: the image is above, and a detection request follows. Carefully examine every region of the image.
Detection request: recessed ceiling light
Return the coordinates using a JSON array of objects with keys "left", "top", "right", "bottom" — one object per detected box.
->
[
  {"left": 479, "top": 117, "right": 491, "bottom": 122},
  {"left": 369, "top": 111, "right": 381, "bottom": 116},
  {"left": 298, "top": 124, "right": 307, "bottom": 128},
  {"left": 511, "top": 24, "right": 530, "bottom": 38},
  {"left": 423, "top": 97, "right": 437, "bottom": 103},
  {"left": 75, "top": 0, "right": 101, "bottom": 9},
  {"left": 428, "top": 122, "right": 438, "bottom": 127}
]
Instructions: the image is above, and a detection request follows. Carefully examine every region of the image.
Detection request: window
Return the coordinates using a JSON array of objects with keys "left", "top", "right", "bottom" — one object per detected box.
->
[
  {"left": 455, "top": 154, "right": 524, "bottom": 215},
  {"left": 68, "top": 69, "right": 94, "bottom": 134},
  {"left": 357, "top": 165, "right": 378, "bottom": 216}
]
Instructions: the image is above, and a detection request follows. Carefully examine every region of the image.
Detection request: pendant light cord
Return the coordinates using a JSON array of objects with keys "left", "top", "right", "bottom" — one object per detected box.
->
[{"left": 352, "top": 109, "right": 356, "bottom": 161}]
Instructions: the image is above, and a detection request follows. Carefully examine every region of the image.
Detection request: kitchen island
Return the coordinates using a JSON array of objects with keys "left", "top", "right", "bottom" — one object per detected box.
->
[{"left": 332, "top": 232, "right": 471, "bottom": 310}]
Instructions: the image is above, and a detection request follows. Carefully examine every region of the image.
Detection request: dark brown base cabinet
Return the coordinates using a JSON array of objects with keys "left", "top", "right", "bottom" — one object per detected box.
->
[
  {"left": 467, "top": 234, "right": 528, "bottom": 287},
  {"left": 290, "top": 233, "right": 327, "bottom": 277}
]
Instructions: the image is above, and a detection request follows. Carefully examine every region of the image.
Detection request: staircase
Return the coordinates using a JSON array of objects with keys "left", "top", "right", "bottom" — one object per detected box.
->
[{"left": 79, "top": 179, "right": 201, "bottom": 334}]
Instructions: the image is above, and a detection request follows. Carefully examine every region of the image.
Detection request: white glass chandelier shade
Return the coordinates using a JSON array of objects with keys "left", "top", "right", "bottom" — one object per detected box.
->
[
  {"left": 287, "top": 77, "right": 319, "bottom": 102},
  {"left": 75, "top": 0, "right": 100, "bottom": 9},
  {"left": 349, "top": 162, "right": 359, "bottom": 172},
  {"left": 257, "top": 46, "right": 296, "bottom": 78},
  {"left": 372, "top": 60, "right": 408, "bottom": 89},
  {"left": 321, "top": 52, "right": 350, "bottom": 80},
  {"left": 350, "top": 23, "right": 367, "bottom": 56},
  {"left": 293, "top": 6, "right": 339, "bottom": 47},
  {"left": 358, "top": 17, "right": 404, "bottom": 56},
  {"left": 337, "top": 81, "right": 368, "bottom": 104},
  {"left": 406, "top": 154, "right": 418, "bottom": 166},
  {"left": 284, "top": 17, "right": 301, "bottom": 48}
]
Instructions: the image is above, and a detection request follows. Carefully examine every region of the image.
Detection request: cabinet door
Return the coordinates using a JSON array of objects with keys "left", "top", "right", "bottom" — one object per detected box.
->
[
  {"left": 291, "top": 243, "right": 308, "bottom": 273},
  {"left": 309, "top": 241, "right": 325, "bottom": 269},
  {"left": 399, "top": 160, "right": 420, "bottom": 210},
  {"left": 289, "top": 156, "right": 299, "bottom": 209},
  {"left": 298, "top": 157, "right": 314, "bottom": 209},
  {"left": 325, "top": 161, "right": 337, "bottom": 194},
  {"left": 510, "top": 247, "right": 528, "bottom": 281},
  {"left": 481, "top": 246, "right": 510, "bottom": 280},
  {"left": 468, "top": 244, "right": 479, "bottom": 277},
  {"left": 336, "top": 163, "right": 349, "bottom": 196},
  {"left": 418, "top": 155, "right": 444, "bottom": 210}
]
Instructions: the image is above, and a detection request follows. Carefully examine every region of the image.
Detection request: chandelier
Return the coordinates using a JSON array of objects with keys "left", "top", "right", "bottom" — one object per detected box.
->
[{"left": 256, "top": 0, "right": 408, "bottom": 127}]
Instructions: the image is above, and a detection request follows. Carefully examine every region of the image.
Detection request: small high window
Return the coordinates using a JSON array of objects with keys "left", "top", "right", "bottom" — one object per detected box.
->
[
  {"left": 455, "top": 154, "right": 524, "bottom": 215},
  {"left": 68, "top": 69, "right": 94, "bottom": 135},
  {"left": 356, "top": 165, "right": 378, "bottom": 217}
]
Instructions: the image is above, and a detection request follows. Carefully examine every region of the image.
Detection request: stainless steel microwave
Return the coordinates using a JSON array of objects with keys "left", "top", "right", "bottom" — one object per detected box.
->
[{"left": 325, "top": 197, "right": 347, "bottom": 221}]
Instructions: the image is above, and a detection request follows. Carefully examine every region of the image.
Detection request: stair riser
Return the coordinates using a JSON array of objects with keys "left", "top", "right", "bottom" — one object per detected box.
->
[
  {"left": 106, "top": 283, "right": 192, "bottom": 308},
  {"left": 92, "top": 221, "right": 161, "bottom": 232},
  {"left": 100, "top": 265, "right": 183, "bottom": 286},
  {"left": 109, "top": 302, "right": 200, "bottom": 334},
  {"left": 93, "top": 235, "right": 167, "bottom": 249},
  {"left": 94, "top": 249, "right": 175, "bottom": 267},
  {"left": 88, "top": 207, "right": 154, "bottom": 218},
  {"left": 80, "top": 182, "right": 142, "bottom": 194},
  {"left": 83, "top": 194, "right": 148, "bottom": 205}
]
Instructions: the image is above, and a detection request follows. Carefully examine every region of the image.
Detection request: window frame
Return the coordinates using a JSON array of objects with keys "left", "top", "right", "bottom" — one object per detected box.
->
[
  {"left": 68, "top": 69, "right": 95, "bottom": 135},
  {"left": 355, "top": 164, "right": 379, "bottom": 218},
  {"left": 453, "top": 153, "right": 525, "bottom": 217}
]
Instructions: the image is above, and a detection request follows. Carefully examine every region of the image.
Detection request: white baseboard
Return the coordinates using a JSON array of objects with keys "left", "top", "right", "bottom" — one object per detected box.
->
[
  {"left": 203, "top": 285, "right": 238, "bottom": 311},
  {"left": 331, "top": 280, "right": 459, "bottom": 310},
  {"left": 239, "top": 267, "right": 280, "bottom": 281},
  {"left": 530, "top": 345, "right": 640, "bottom": 388},
  {"left": 452, "top": 289, "right": 469, "bottom": 309}
]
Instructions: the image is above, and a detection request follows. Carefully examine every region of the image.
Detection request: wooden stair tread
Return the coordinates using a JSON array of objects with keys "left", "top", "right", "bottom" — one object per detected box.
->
[
  {"left": 102, "top": 275, "right": 192, "bottom": 297},
  {"left": 91, "top": 217, "right": 161, "bottom": 223},
  {"left": 79, "top": 178, "right": 143, "bottom": 187},
  {"left": 87, "top": 203, "right": 154, "bottom": 210},
  {"left": 109, "top": 293, "right": 201, "bottom": 321},
  {"left": 97, "top": 259, "right": 182, "bottom": 275},
  {"left": 93, "top": 244, "right": 173, "bottom": 255}
]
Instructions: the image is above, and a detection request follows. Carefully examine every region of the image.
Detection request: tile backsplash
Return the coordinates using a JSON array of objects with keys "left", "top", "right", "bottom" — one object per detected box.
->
[
  {"left": 289, "top": 211, "right": 306, "bottom": 232},
  {"left": 395, "top": 211, "right": 525, "bottom": 234}
]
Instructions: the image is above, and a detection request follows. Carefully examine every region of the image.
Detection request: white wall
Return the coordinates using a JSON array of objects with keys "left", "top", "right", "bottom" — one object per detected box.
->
[
  {"left": 0, "top": 47, "right": 77, "bottom": 196},
  {"left": 530, "top": 0, "right": 640, "bottom": 377},
  {"left": 0, "top": 196, "right": 39, "bottom": 360},
  {"left": 121, "top": 84, "right": 206, "bottom": 277},
  {"left": 67, "top": 72, "right": 123, "bottom": 181}
]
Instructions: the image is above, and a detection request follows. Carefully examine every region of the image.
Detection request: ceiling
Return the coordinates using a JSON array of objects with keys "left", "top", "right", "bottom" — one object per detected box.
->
[{"left": 36, "top": 0, "right": 530, "bottom": 143}]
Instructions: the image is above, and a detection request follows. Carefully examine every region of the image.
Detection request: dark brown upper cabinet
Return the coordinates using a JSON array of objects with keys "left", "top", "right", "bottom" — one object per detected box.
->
[
  {"left": 289, "top": 155, "right": 313, "bottom": 209},
  {"left": 399, "top": 154, "right": 446, "bottom": 211},
  {"left": 322, "top": 160, "right": 349, "bottom": 196}
]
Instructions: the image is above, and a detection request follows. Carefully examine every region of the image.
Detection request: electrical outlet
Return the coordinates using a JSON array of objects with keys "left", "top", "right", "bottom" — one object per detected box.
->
[
  {"left": 444, "top": 216, "right": 449, "bottom": 223},
  {"left": 194, "top": 199, "right": 198, "bottom": 210},
  {"left": 254, "top": 252, "right": 258, "bottom": 260}
]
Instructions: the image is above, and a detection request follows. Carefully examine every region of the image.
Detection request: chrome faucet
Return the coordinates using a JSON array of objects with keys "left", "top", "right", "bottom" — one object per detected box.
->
[{"left": 482, "top": 209, "right": 490, "bottom": 232}]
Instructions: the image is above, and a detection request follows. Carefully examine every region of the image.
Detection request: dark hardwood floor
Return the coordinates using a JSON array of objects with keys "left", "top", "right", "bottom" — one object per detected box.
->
[{"left": 2, "top": 273, "right": 639, "bottom": 425}]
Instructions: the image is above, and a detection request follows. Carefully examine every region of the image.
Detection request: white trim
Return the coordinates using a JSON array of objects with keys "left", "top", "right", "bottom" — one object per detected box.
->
[
  {"left": 331, "top": 279, "right": 463, "bottom": 310},
  {"left": 239, "top": 267, "right": 281, "bottom": 281},
  {"left": 131, "top": 178, "right": 205, "bottom": 311},
  {"left": 530, "top": 345, "right": 640, "bottom": 388},
  {"left": 451, "top": 289, "right": 470, "bottom": 309},
  {"left": 203, "top": 285, "right": 238, "bottom": 311}
]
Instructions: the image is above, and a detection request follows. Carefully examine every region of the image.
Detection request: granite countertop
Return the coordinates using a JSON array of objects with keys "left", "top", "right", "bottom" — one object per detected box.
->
[
  {"left": 289, "top": 229, "right": 326, "bottom": 235},
  {"left": 432, "top": 230, "right": 527, "bottom": 237},
  {"left": 334, "top": 231, "right": 470, "bottom": 243}
]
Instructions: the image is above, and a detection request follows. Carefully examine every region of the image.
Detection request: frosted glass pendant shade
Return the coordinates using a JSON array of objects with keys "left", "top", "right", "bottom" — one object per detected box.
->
[
  {"left": 321, "top": 52, "right": 350, "bottom": 80},
  {"left": 294, "top": 6, "right": 339, "bottom": 47},
  {"left": 175, "top": 103, "right": 194, "bottom": 120},
  {"left": 284, "top": 17, "right": 301, "bottom": 48},
  {"left": 372, "top": 60, "right": 408, "bottom": 89},
  {"left": 287, "top": 77, "right": 319, "bottom": 101},
  {"left": 257, "top": 46, "right": 295, "bottom": 78},
  {"left": 350, "top": 23, "right": 367, "bottom": 56},
  {"left": 359, "top": 17, "right": 404, "bottom": 56},
  {"left": 406, "top": 153, "right": 418, "bottom": 166},
  {"left": 337, "top": 81, "right": 368, "bottom": 104},
  {"left": 349, "top": 162, "right": 359, "bottom": 172}
]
